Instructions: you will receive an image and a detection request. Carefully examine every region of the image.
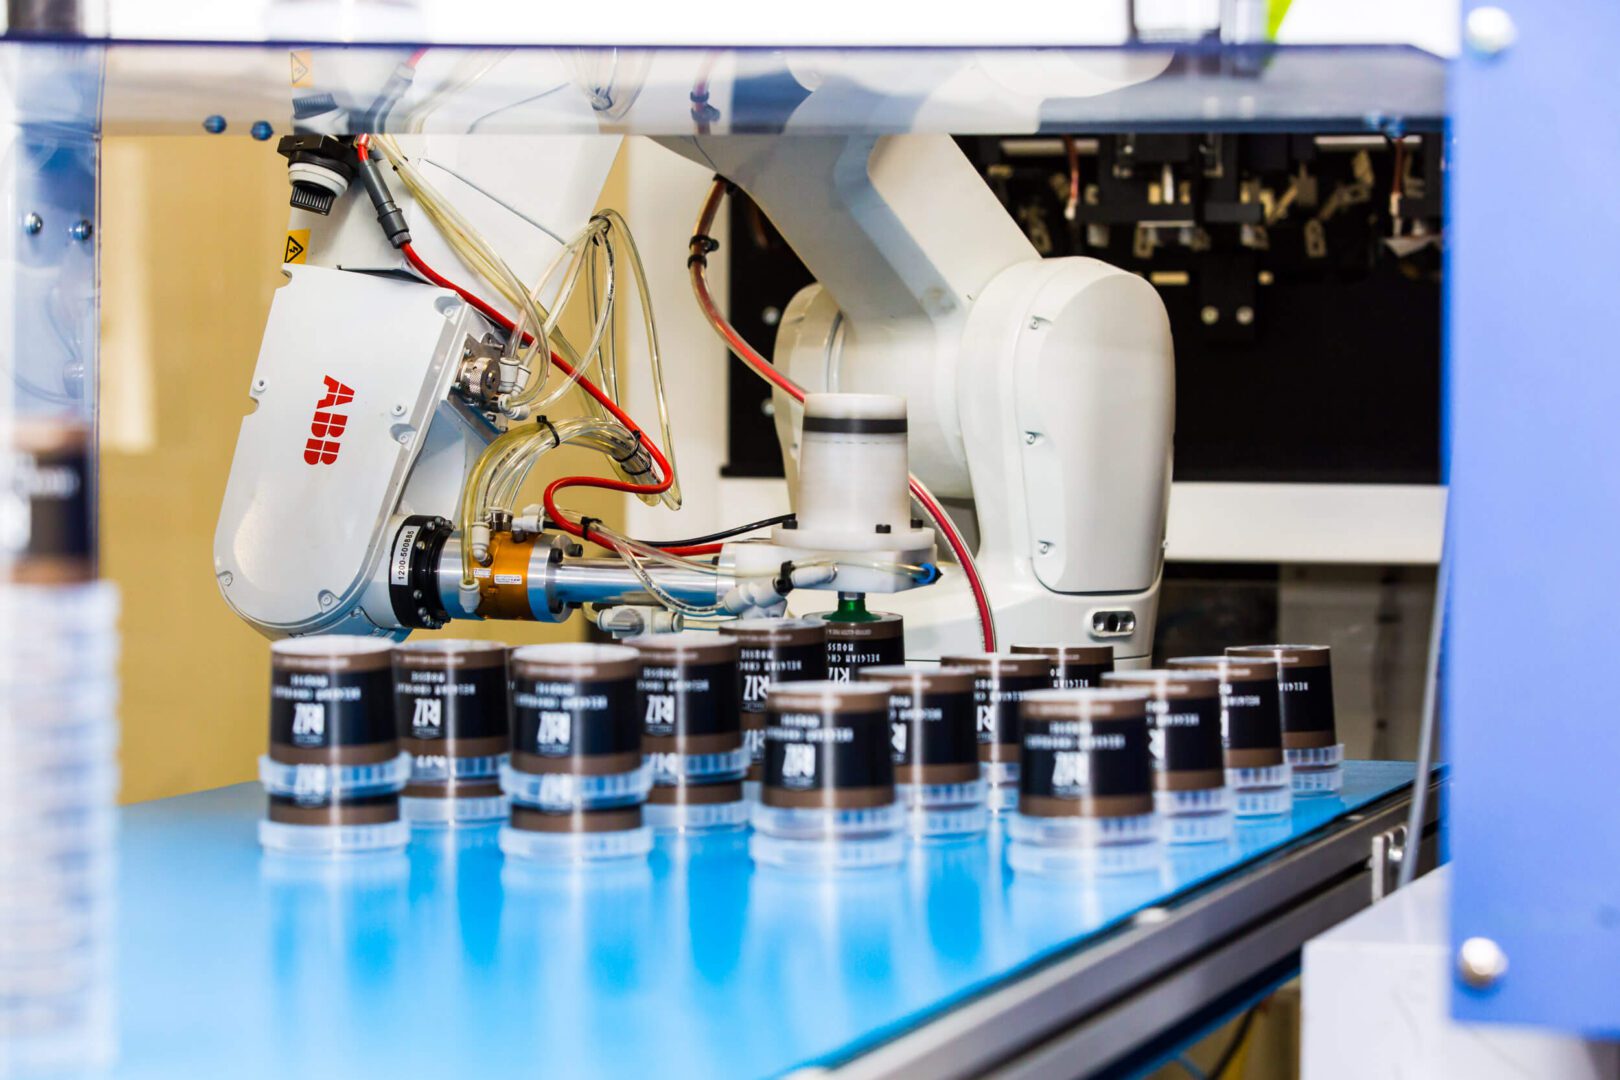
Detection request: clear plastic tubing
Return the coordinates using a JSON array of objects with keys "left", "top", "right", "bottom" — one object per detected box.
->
[
  {"left": 1225, "top": 644, "right": 1344, "bottom": 794},
  {"left": 499, "top": 643, "right": 651, "bottom": 862},
  {"left": 718, "top": 617, "right": 827, "bottom": 802},
  {"left": 750, "top": 681, "right": 904, "bottom": 870},
  {"left": 1007, "top": 687, "right": 1163, "bottom": 876},
  {"left": 1166, "top": 655, "right": 1294, "bottom": 817},
  {"left": 626, "top": 631, "right": 749, "bottom": 833},
  {"left": 939, "top": 652, "right": 1051, "bottom": 813},
  {"left": 1101, "top": 669, "right": 1233, "bottom": 844},
  {"left": 259, "top": 637, "right": 409, "bottom": 854},
  {"left": 392, "top": 639, "right": 510, "bottom": 827},
  {"left": 858, "top": 664, "right": 987, "bottom": 839},
  {"left": 1010, "top": 643, "right": 1117, "bottom": 690}
]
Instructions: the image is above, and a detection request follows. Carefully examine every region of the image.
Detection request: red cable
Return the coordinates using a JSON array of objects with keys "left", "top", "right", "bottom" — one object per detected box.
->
[
  {"left": 397, "top": 242, "right": 720, "bottom": 556},
  {"left": 686, "top": 181, "right": 998, "bottom": 650}
]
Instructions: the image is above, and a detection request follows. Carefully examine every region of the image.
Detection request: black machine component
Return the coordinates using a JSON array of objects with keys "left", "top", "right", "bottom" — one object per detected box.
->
[
  {"left": 724, "top": 131, "right": 1444, "bottom": 486},
  {"left": 275, "top": 134, "right": 359, "bottom": 216},
  {"left": 387, "top": 515, "right": 454, "bottom": 630}
]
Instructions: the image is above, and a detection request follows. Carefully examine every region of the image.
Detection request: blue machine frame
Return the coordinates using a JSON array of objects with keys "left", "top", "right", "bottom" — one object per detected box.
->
[{"left": 1449, "top": 1, "right": 1620, "bottom": 1037}]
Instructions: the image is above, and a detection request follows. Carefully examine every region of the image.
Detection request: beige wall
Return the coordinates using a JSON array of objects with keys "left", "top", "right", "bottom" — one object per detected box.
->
[{"left": 100, "top": 136, "right": 624, "bottom": 803}]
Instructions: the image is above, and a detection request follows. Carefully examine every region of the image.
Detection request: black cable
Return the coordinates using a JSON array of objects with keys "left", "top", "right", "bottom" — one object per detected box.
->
[
  {"left": 1210, "top": 1007, "right": 1259, "bottom": 1079},
  {"left": 638, "top": 513, "right": 795, "bottom": 549}
]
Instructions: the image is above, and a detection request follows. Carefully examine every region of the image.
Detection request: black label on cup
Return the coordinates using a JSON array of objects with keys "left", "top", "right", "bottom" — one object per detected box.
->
[
  {"left": 1045, "top": 661, "right": 1112, "bottom": 690},
  {"left": 825, "top": 626, "right": 905, "bottom": 682},
  {"left": 1020, "top": 716, "right": 1152, "bottom": 801},
  {"left": 1277, "top": 664, "right": 1336, "bottom": 735},
  {"left": 973, "top": 673, "right": 1048, "bottom": 747},
  {"left": 737, "top": 642, "right": 826, "bottom": 713},
  {"left": 9, "top": 427, "right": 93, "bottom": 577},
  {"left": 394, "top": 666, "right": 509, "bottom": 742},
  {"left": 887, "top": 690, "right": 978, "bottom": 767},
  {"left": 637, "top": 660, "right": 740, "bottom": 738},
  {"left": 763, "top": 707, "right": 892, "bottom": 792},
  {"left": 1223, "top": 677, "right": 1284, "bottom": 751},
  {"left": 1146, "top": 695, "right": 1224, "bottom": 773},
  {"left": 271, "top": 667, "right": 395, "bottom": 749},
  {"left": 512, "top": 676, "right": 638, "bottom": 759}
]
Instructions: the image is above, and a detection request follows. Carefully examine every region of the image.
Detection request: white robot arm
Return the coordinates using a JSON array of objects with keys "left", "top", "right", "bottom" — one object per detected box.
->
[{"left": 213, "top": 54, "right": 1172, "bottom": 660}]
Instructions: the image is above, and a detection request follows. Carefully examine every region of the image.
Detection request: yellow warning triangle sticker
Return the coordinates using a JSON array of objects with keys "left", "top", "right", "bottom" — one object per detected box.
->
[{"left": 283, "top": 230, "right": 308, "bottom": 264}]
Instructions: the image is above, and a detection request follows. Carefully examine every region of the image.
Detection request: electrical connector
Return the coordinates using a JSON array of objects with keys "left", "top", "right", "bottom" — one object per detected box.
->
[{"left": 357, "top": 154, "right": 412, "bottom": 249}]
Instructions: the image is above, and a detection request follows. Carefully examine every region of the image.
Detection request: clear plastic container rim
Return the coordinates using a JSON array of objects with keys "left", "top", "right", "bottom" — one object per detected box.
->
[{"left": 257, "top": 752, "right": 412, "bottom": 797}]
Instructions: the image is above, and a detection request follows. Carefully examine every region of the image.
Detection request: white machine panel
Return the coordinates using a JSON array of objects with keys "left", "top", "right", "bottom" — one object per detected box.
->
[{"left": 213, "top": 265, "right": 475, "bottom": 637}]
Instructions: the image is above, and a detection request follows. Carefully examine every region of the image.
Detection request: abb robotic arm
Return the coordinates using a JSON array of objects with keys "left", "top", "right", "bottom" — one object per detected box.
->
[{"left": 213, "top": 51, "right": 1173, "bottom": 660}]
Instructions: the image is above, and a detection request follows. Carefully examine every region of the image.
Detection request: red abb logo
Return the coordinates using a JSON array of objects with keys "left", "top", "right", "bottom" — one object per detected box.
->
[{"left": 304, "top": 375, "right": 354, "bottom": 465}]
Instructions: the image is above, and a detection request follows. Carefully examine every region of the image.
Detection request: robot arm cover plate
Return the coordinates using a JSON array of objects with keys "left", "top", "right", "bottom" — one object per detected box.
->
[{"left": 213, "top": 265, "right": 473, "bottom": 637}]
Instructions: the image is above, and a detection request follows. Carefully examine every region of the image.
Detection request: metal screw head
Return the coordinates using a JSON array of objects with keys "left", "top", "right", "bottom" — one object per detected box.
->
[
  {"left": 1465, "top": 7, "right": 1517, "bottom": 56},
  {"left": 1235, "top": 305, "right": 1255, "bottom": 326},
  {"left": 391, "top": 402, "right": 407, "bottom": 417},
  {"left": 318, "top": 590, "right": 337, "bottom": 610},
  {"left": 203, "top": 114, "right": 227, "bottom": 134},
  {"left": 21, "top": 212, "right": 41, "bottom": 235},
  {"left": 217, "top": 571, "right": 233, "bottom": 587},
  {"left": 1037, "top": 540, "right": 1053, "bottom": 555},
  {"left": 761, "top": 306, "right": 781, "bottom": 327},
  {"left": 68, "top": 219, "right": 92, "bottom": 242},
  {"left": 1457, "top": 936, "right": 1509, "bottom": 989},
  {"left": 1200, "top": 305, "right": 1220, "bottom": 326},
  {"left": 1024, "top": 432, "right": 1040, "bottom": 445},
  {"left": 252, "top": 378, "right": 267, "bottom": 393},
  {"left": 250, "top": 120, "right": 274, "bottom": 141}
]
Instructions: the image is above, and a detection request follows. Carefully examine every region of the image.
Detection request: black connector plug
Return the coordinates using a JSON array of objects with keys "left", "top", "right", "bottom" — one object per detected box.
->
[{"left": 357, "top": 156, "right": 411, "bottom": 249}]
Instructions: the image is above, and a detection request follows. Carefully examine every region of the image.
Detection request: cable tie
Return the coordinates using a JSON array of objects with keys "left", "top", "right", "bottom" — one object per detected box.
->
[
  {"left": 610, "top": 429, "right": 645, "bottom": 464},
  {"left": 773, "top": 561, "right": 795, "bottom": 596},
  {"left": 533, "top": 414, "right": 560, "bottom": 445},
  {"left": 577, "top": 516, "right": 602, "bottom": 541},
  {"left": 686, "top": 233, "right": 720, "bottom": 267}
]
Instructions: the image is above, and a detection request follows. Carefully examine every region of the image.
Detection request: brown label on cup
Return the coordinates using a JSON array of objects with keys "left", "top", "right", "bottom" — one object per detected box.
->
[{"left": 267, "top": 792, "right": 399, "bottom": 826}]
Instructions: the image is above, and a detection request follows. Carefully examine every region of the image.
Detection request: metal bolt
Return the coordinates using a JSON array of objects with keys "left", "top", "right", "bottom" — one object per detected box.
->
[
  {"left": 1200, "top": 305, "right": 1220, "bottom": 326},
  {"left": 1465, "top": 7, "right": 1517, "bottom": 56},
  {"left": 203, "top": 114, "right": 226, "bottom": 134},
  {"left": 21, "top": 212, "right": 41, "bottom": 235},
  {"left": 761, "top": 306, "right": 781, "bottom": 327},
  {"left": 68, "top": 219, "right": 92, "bottom": 242},
  {"left": 250, "top": 120, "right": 274, "bottom": 141},
  {"left": 1457, "top": 937, "right": 1509, "bottom": 989},
  {"left": 760, "top": 399, "right": 776, "bottom": 419},
  {"left": 1235, "top": 305, "right": 1255, "bottom": 326}
]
